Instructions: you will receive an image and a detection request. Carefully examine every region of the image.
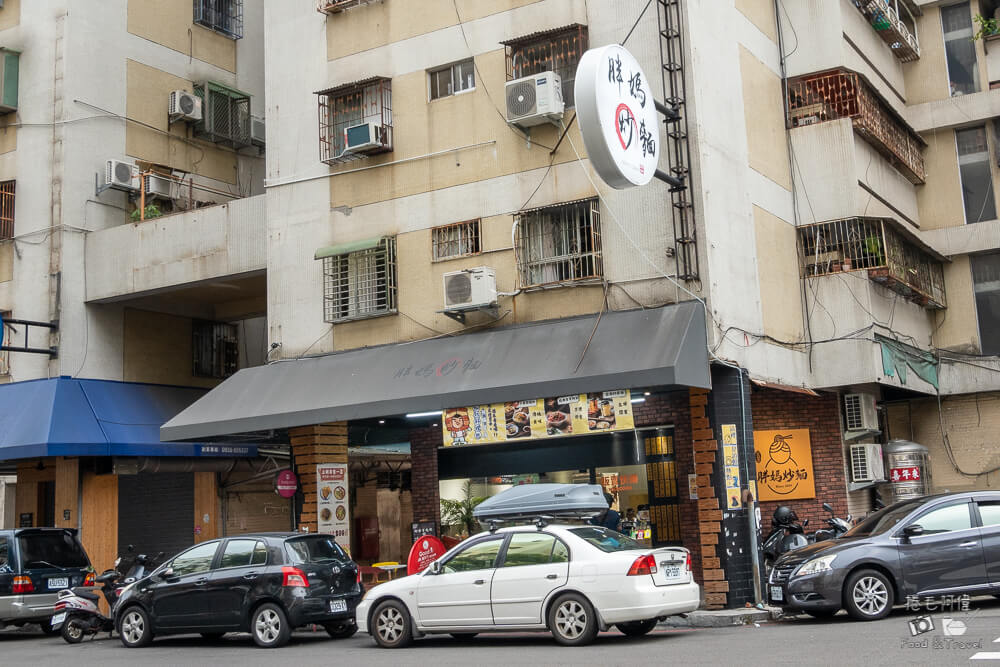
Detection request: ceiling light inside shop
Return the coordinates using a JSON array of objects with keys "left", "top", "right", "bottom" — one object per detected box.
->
[
  {"left": 631, "top": 397, "right": 646, "bottom": 404},
  {"left": 406, "top": 410, "right": 443, "bottom": 418},
  {"left": 378, "top": 420, "right": 385, "bottom": 424}
]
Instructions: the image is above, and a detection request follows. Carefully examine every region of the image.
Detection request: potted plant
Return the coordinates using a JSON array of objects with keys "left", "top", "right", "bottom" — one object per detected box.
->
[
  {"left": 973, "top": 14, "right": 1000, "bottom": 41},
  {"left": 440, "top": 480, "right": 487, "bottom": 538}
]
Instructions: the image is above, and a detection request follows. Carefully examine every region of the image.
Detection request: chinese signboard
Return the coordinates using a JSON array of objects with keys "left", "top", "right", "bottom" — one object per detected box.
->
[
  {"left": 442, "top": 390, "right": 635, "bottom": 447},
  {"left": 890, "top": 467, "right": 922, "bottom": 483},
  {"left": 317, "top": 463, "right": 350, "bottom": 548},
  {"left": 752, "top": 429, "right": 816, "bottom": 502}
]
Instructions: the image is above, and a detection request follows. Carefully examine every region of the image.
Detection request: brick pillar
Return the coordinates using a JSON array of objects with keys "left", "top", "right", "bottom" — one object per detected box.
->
[
  {"left": 690, "top": 387, "right": 726, "bottom": 609},
  {"left": 409, "top": 427, "right": 441, "bottom": 533},
  {"left": 289, "top": 422, "right": 348, "bottom": 532}
]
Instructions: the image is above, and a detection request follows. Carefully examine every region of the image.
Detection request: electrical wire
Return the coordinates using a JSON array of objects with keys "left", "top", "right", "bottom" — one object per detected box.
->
[{"left": 621, "top": 0, "right": 654, "bottom": 47}]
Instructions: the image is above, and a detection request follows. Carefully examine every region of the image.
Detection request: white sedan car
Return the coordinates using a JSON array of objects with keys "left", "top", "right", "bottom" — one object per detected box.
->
[{"left": 356, "top": 524, "right": 699, "bottom": 647}]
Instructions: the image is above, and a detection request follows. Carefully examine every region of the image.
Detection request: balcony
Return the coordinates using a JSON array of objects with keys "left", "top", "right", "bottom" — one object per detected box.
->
[
  {"left": 853, "top": 0, "right": 920, "bottom": 62},
  {"left": 317, "top": 0, "right": 381, "bottom": 14},
  {"left": 798, "top": 217, "right": 946, "bottom": 309},
  {"left": 788, "top": 69, "right": 925, "bottom": 184}
]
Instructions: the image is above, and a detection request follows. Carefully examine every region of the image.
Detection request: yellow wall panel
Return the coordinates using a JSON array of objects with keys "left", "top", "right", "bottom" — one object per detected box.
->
[
  {"left": 739, "top": 46, "right": 791, "bottom": 190},
  {"left": 0, "top": 242, "right": 13, "bottom": 283},
  {"left": 933, "top": 256, "right": 979, "bottom": 353},
  {"left": 81, "top": 472, "right": 118, "bottom": 574},
  {"left": 54, "top": 458, "right": 79, "bottom": 530},
  {"left": 0, "top": 0, "right": 20, "bottom": 31},
  {"left": 0, "top": 120, "right": 16, "bottom": 155},
  {"left": 916, "top": 128, "right": 965, "bottom": 230},
  {"left": 127, "top": 0, "right": 236, "bottom": 72},
  {"left": 122, "top": 308, "right": 220, "bottom": 388},
  {"left": 193, "top": 472, "right": 219, "bottom": 543},
  {"left": 904, "top": 6, "right": 988, "bottom": 105},
  {"left": 753, "top": 205, "right": 803, "bottom": 343},
  {"left": 735, "top": 0, "right": 776, "bottom": 41}
]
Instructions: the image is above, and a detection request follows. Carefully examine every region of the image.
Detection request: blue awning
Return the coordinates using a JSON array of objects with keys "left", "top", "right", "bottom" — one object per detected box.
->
[{"left": 0, "top": 377, "right": 258, "bottom": 460}]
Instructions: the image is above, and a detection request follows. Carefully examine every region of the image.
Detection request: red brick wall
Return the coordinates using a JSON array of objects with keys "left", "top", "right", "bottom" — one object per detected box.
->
[
  {"left": 409, "top": 426, "right": 442, "bottom": 527},
  {"left": 751, "top": 388, "right": 849, "bottom": 531}
]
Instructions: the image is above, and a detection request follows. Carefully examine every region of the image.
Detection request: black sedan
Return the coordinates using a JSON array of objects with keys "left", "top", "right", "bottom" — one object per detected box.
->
[
  {"left": 769, "top": 491, "right": 1000, "bottom": 620},
  {"left": 115, "top": 533, "right": 363, "bottom": 648}
]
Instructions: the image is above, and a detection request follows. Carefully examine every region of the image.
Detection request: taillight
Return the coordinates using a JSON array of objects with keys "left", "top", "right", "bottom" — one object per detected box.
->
[
  {"left": 115, "top": 588, "right": 124, "bottom": 598},
  {"left": 54, "top": 602, "right": 66, "bottom": 611},
  {"left": 282, "top": 566, "right": 309, "bottom": 588},
  {"left": 627, "top": 554, "right": 658, "bottom": 576},
  {"left": 13, "top": 575, "right": 34, "bottom": 593},
  {"left": 685, "top": 552, "right": 692, "bottom": 571},
  {"left": 83, "top": 572, "right": 96, "bottom": 587},
  {"left": 356, "top": 568, "right": 361, "bottom": 584}
]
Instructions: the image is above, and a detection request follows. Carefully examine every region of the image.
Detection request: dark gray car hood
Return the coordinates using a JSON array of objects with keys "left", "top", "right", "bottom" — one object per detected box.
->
[{"left": 777, "top": 535, "right": 873, "bottom": 564}]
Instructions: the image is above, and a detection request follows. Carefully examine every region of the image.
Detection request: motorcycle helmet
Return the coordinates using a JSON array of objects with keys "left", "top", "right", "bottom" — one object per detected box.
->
[{"left": 772, "top": 506, "right": 798, "bottom": 525}]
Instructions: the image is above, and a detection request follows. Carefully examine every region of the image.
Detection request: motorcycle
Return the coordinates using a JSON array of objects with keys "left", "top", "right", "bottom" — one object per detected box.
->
[
  {"left": 761, "top": 506, "right": 809, "bottom": 578},
  {"left": 808, "top": 502, "right": 852, "bottom": 543}
]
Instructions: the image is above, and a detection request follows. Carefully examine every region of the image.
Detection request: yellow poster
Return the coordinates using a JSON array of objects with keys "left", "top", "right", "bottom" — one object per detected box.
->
[
  {"left": 721, "top": 424, "right": 737, "bottom": 445},
  {"left": 753, "top": 429, "right": 816, "bottom": 501},
  {"left": 723, "top": 444, "right": 738, "bottom": 467},
  {"left": 726, "top": 487, "right": 743, "bottom": 509}
]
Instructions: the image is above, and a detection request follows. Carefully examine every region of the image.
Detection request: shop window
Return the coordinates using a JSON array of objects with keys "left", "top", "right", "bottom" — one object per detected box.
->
[
  {"left": 170, "top": 541, "right": 220, "bottom": 576},
  {"left": 429, "top": 59, "right": 475, "bottom": 100},
  {"left": 321, "top": 237, "right": 397, "bottom": 323},
  {"left": 318, "top": 77, "right": 393, "bottom": 165},
  {"left": 515, "top": 198, "right": 602, "bottom": 287},
  {"left": 972, "top": 251, "right": 1000, "bottom": 355},
  {"left": 192, "top": 320, "right": 239, "bottom": 379},
  {"left": 193, "top": 81, "right": 252, "bottom": 150},
  {"left": 501, "top": 533, "right": 565, "bottom": 567},
  {"left": 194, "top": 0, "right": 244, "bottom": 39},
  {"left": 956, "top": 126, "right": 997, "bottom": 223},
  {"left": 0, "top": 180, "right": 13, "bottom": 240},
  {"left": 942, "top": 3, "right": 978, "bottom": 96},
  {"left": 432, "top": 220, "right": 481, "bottom": 260},
  {"left": 504, "top": 24, "right": 588, "bottom": 107},
  {"left": 441, "top": 537, "right": 503, "bottom": 573}
]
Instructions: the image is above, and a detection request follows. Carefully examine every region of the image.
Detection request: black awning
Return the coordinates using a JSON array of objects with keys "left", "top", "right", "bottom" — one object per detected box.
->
[{"left": 161, "top": 302, "right": 710, "bottom": 442}]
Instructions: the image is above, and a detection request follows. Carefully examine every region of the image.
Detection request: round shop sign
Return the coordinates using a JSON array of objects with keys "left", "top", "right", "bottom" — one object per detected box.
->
[
  {"left": 406, "top": 536, "right": 447, "bottom": 576},
  {"left": 275, "top": 469, "right": 299, "bottom": 498},
  {"left": 575, "top": 44, "right": 660, "bottom": 189}
]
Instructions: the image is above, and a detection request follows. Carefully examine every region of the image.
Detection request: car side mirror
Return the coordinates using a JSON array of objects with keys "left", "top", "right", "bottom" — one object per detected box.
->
[
  {"left": 822, "top": 503, "right": 833, "bottom": 514},
  {"left": 903, "top": 524, "right": 924, "bottom": 538},
  {"left": 846, "top": 514, "right": 853, "bottom": 523},
  {"left": 159, "top": 566, "right": 175, "bottom": 579},
  {"left": 803, "top": 518, "right": 809, "bottom": 527},
  {"left": 428, "top": 561, "right": 442, "bottom": 575}
]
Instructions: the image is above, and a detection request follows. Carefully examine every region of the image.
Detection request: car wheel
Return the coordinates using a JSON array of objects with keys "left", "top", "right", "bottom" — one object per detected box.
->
[
  {"left": 372, "top": 600, "right": 412, "bottom": 648},
  {"left": 804, "top": 609, "right": 839, "bottom": 619},
  {"left": 325, "top": 622, "right": 357, "bottom": 639},
  {"left": 251, "top": 603, "right": 291, "bottom": 648},
  {"left": 548, "top": 593, "right": 599, "bottom": 647},
  {"left": 119, "top": 606, "right": 154, "bottom": 648},
  {"left": 39, "top": 618, "right": 60, "bottom": 636},
  {"left": 200, "top": 632, "right": 226, "bottom": 640},
  {"left": 61, "top": 618, "right": 86, "bottom": 644},
  {"left": 616, "top": 619, "right": 657, "bottom": 637},
  {"left": 843, "top": 569, "right": 894, "bottom": 621},
  {"left": 449, "top": 632, "right": 478, "bottom": 640}
]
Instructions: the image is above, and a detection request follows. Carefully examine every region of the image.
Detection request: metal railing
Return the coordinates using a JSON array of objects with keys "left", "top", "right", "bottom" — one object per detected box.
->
[
  {"left": 787, "top": 70, "right": 925, "bottom": 184},
  {"left": 515, "top": 199, "right": 603, "bottom": 288},
  {"left": 318, "top": 78, "right": 393, "bottom": 166},
  {"left": 798, "top": 217, "right": 945, "bottom": 309},
  {"left": 0, "top": 180, "right": 13, "bottom": 240},
  {"left": 854, "top": 0, "right": 919, "bottom": 62}
]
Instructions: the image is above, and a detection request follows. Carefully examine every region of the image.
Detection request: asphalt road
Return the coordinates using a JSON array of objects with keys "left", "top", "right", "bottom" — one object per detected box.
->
[{"left": 4, "top": 599, "right": 1000, "bottom": 666}]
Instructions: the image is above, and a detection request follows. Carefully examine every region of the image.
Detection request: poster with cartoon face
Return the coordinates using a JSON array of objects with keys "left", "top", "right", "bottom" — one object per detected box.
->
[{"left": 752, "top": 429, "right": 816, "bottom": 502}]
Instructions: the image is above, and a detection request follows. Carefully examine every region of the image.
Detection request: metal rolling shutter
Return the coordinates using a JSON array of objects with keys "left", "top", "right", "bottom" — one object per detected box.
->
[
  {"left": 224, "top": 476, "right": 292, "bottom": 535},
  {"left": 118, "top": 472, "right": 194, "bottom": 559}
]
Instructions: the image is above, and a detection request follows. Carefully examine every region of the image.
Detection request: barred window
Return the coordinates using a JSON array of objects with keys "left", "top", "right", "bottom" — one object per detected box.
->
[
  {"left": 194, "top": 0, "right": 244, "bottom": 39},
  {"left": 0, "top": 180, "right": 13, "bottom": 240},
  {"left": 432, "top": 220, "right": 481, "bottom": 260},
  {"left": 515, "top": 199, "right": 602, "bottom": 287},
  {"left": 192, "top": 321, "right": 238, "bottom": 379},
  {"left": 193, "top": 81, "right": 252, "bottom": 149},
  {"left": 505, "top": 25, "right": 587, "bottom": 107},
  {"left": 429, "top": 60, "right": 475, "bottom": 100},
  {"left": 318, "top": 78, "right": 393, "bottom": 165},
  {"left": 322, "top": 238, "right": 397, "bottom": 323}
]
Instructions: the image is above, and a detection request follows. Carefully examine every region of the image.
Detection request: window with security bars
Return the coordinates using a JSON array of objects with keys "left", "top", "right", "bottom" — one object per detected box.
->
[
  {"left": 318, "top": 78, "right": 393, "bottom": 164},
  {"left": 193, "top": 81, "right": 252, "bottom": 149},
  {"left": 322, "top": 238, "right": 397, "bottom": 323},
  {"left": 192, "top": 321, "right": 238, "bottom": 379},
  {"left": 194, "top": 0, "right": 244, "bottom": 39},
  {"left": 432, "top": 220, "right": 481, "bottom": 260},
  {"left": 515, "top": 199, "right": 602, "bottom": 287},
  {"left": 0, "top": 180, "right": 13, "bottom": 240},
  {"left": 505, "top": 25, "right": 587, "bottom": 107}
]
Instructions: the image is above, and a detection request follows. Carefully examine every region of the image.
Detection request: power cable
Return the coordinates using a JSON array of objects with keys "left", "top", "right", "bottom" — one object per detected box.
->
[{"left": 621, "top": 0, "right": 654, "bottom": 46}]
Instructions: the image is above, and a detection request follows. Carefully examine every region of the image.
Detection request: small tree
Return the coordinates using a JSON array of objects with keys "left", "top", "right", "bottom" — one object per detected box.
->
[{"left": 440, "top": 480, "right": 487, "bottom": 537}]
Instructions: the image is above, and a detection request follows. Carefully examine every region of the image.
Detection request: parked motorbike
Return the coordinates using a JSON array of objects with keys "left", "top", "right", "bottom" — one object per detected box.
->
[
  {"left": 808, "top": 502, "right": 852, "bottom": 543},
  {"left": 761, "top": 506, "right": 809, "bottom": 578}
]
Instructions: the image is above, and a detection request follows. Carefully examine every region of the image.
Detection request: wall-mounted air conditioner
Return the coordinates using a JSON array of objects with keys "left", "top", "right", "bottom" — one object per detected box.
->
[
  {"left": 443, "top": 267, "right": 497, "bottom": 311},
  {"left": 105, "top": 160, "right": 137, "bottom": 192},
  {"left": 143, "top": 173, "right": 172, "bottom": 199},
  {"left": 850, "top": 443, "right": 885, "bottom": 483},
  {"left": 168, "top": 90, "right": 202, "bottom": 123},
  {"left": 844, "top": 392, "right": 878, "bottom": 431},
  {"left": 342, "top": 122, "right": 387, "bottom": 154},
  {"left": 505, "top": 71, "right": 564, "bottom": 128}
]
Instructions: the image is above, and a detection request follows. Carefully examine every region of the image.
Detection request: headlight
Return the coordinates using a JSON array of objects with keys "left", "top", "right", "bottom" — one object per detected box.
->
[{"left": 793, "top": 554, "right": 836, "bottom": 578}]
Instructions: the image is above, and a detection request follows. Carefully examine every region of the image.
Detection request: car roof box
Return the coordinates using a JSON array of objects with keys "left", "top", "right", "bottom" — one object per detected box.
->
[{"left": 473, "top": 483, "right": 608, "bottom": 520}]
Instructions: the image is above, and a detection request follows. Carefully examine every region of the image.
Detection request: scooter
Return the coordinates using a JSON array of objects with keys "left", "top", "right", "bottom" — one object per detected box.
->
[
  {"left": 761, "top": 507, "right": 809, "bottom": 578},
  {"left": 808, "top": 502, "right": 852, "bottom": 543}
]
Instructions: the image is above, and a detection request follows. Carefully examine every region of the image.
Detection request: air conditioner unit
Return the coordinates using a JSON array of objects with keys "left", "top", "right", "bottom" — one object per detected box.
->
[
  {"left": 105, "top": 160, "right": 137, "bottom": 192},
  {"left": 844, "top": 392, "right": 879, "bottom": 431},
  {"left": 443, "top": 267, "right": 497, "bottom": 310},
  {"left": 505, "top": 71, "right": 564, "bottom": 128},
  {"left": 850, "top": 443, "right": 885, "bottom": 483},
  {"left": 251, "top": 117, "right": 265, "bottom": 147},
  {"left": 168, "top": 90, "right": 202, "bottom": 123},
  {"left": 143, "top": 173, "right": 172, "bottom": 199},
  {"left": 342, "top": 122, "right": 387, "bottom": 154}
]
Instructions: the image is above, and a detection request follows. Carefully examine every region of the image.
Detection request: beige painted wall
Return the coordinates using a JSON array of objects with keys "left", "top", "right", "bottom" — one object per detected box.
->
[
  {"left": 125, "top": 60, "right": 238, "bottom": 185},
  {"left": 0, "top": 0, "right": 20, "bottom": 31},
  {"left": 735, "top": 0, "right": 776, "bottom": 41},
  {"left": 122, "top": 308, "right": 219, "bottom": 388},
  {"left": 905, "top": 5, "right": 990, "bottom": 106},
  {"left": 739, "top": 46, "right": 791, "bottom": 190},
  {"left": 127, "top": 0, "right": 236, "bottom": 73},
  {"left": 0, "top": 242, "right": 12, "bottom": 283},
  {"left": 917, "top": 126, "right": 965, "bottom": 230},
  {"left": 753, "top": 206, "right": 803, "bottom": 343},
  {"left": 326, "top": 0, "right": 543, "bottom": 61},
  {"left": 0, "top": 117, "right": 15, "bottom": 155},
  {"left": 933, "top": 256, "right": 980, "bottom": 353}
]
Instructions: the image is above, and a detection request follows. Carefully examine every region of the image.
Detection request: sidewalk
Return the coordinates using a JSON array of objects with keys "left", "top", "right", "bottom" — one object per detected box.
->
[{"left": 659, "top": 605, "right": 783, "bottom": 628}]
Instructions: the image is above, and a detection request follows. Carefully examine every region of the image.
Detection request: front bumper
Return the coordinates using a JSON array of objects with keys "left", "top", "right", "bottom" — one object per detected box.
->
[
  {"left": 768, "top": 568, "right": 844, "bottom": 612},
  {"left": 0, "top": 593, "right": 60, "bottom": 623},
  {"left": 285, "top": 588, "right": 364, "bottom": 628}
]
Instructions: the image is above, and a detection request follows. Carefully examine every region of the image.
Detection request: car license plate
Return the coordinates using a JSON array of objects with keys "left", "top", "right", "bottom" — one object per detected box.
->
[
  {"left": 50, "top": 612, "right": 66, "bottom": 628},
  {"left": 48, "top": 577, "right": 68, "bottom": 590},
  {"left": 663, "top": 565, "right": 682, "bottom": 579},
  {"left": 770, "top": 585, "right": 783, "bottom": 602},
  {"left": 329, "top": 599, "right": 347, "bottom": 613}
]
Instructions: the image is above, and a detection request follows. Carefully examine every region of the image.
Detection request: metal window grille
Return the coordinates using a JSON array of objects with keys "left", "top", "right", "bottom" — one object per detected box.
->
[
  {"left": 429, "top": 60, "right": 475, "bottom": 100},
  {"left": 318, "top": 0, "right": 381, "bottom": 14},
  {"left": 322, "top": 238, "right": 397, "bottom": 323},
  {"left": 318, "top": 78, "right": 393, "bottom": 165},
  {"left": 786, "top": 69, "right": 925, "bottom": 184},
  {"left": 192, "top": 321, "right": 239, "bottom": 379},
  {"left": 193, "top": 81, "right": 252, "bottom": 149},
  {"left": 505, "top": 24, "right": 587, "bottom": 107},
  {"left": 853, "top": 0, "right": 920, "bottom": 62},
  {"left": 515, "top": 199, "right": 602, "bottom": 288},
  {"left": 0, "top": 180, "right": 13, "bottom": 240},
  {"left": 432, "top": 220, "right": 481, "bottom": 260},
  {"left": 193, "top": 0, "right": 243, "bottom": 39}
]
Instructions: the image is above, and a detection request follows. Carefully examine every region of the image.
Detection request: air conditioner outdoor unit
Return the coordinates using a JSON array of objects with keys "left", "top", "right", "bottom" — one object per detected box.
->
[
  {"left": 844, "top": 392, "right": 879, "bottom": 431},
  {"left": 342, "top": 122, "right": 386, "bottom": 154},
  {"left": 143, "top": 173, "right": 173, "bottom": 199},
  {"left": 505, "top": 71, "right": 564, "bottom": 128},
  {"left": 251, "top": 117, "right": 265, "bottom": 147},
  {"left": 850, "top": 443, "right": 886, "bottom": 483},
  {"left": 105, "top": 160, "right": 137, "bottom": 192},
  {"left": 443, "top": 267, "right": 497, "bottom": 310},
  {"left": 168, "top": 90, "right": 202, "bottom": 123}
]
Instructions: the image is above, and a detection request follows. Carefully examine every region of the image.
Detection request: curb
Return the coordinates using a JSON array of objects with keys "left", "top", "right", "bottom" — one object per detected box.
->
[{"left": 659, "top": 607, "right": 780, "bottom": 628}]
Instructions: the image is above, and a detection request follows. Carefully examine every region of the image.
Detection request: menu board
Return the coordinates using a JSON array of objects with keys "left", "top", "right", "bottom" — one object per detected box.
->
[
  {"left": 316, "top": 463, "right": 350, "bottom": 548},
  {"left": 442, "top": 390, "right": 635, "bottom": 447}
]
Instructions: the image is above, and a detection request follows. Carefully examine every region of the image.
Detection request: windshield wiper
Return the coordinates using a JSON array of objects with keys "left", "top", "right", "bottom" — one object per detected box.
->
[{"left": 27, "top": 560, "right": 68, "bottom": 571}]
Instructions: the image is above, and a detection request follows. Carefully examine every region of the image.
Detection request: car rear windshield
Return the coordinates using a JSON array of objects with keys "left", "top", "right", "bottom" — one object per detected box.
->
[
  {"left": 845, "top": 499, "right": 923, "bottom": 538},
  {"left": 568, "top": 527, "right": 645, "bottom": 553},
  {"left": 284, "top": 536, "right": 348, "bottom": 565},
  {"left": 17, "top": 532, "right": 89, "bottom": 569}
]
